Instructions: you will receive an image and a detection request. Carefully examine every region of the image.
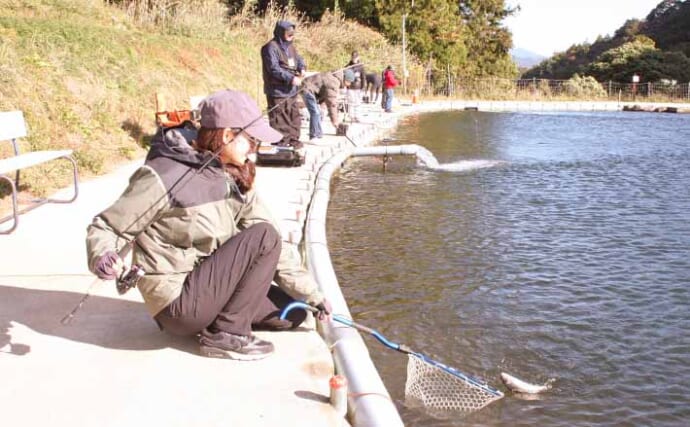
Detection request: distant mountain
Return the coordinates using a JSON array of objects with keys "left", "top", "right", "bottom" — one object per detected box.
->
[
  {"left": 522, "top": 0, "right": 690, "bottom": 82},
  {"left": 510, "top": 48, "right": 546, "bottom": 69}
]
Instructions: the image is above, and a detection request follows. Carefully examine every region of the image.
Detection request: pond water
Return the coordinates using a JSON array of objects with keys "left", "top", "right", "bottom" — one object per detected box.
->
[{"left": 326, "top": 110, "right": 690, "bottom": 426}]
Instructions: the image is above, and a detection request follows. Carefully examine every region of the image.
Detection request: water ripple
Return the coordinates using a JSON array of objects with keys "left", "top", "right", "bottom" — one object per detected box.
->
[{"left": 327, "top": 111, "right": 690, "bottom": 426}]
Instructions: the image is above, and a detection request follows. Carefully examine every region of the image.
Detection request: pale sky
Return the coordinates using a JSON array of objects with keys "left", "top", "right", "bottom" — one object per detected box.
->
[{"left": 504, "top": 0, "right": 663, "bottom": 57}]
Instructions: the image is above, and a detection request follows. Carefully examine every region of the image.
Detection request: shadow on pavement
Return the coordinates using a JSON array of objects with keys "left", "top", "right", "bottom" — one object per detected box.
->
[
  {"left": 0, "top": 284, "right": 197, "bottom": 355},
  {"left": 294, "top": 390, "right": 329, "bottom": 404}
]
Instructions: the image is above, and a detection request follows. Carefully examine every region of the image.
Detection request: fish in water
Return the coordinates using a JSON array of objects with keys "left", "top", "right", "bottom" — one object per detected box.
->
[{"left": 500, "top": 372, "right": 552, "bottom": 394}]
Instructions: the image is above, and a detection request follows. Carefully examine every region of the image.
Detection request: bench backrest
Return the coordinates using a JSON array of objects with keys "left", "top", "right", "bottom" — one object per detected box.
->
[
  {"left": 189, "top": 95, "right": 205, "bottom": 110},
  {"left": 0, "top": 111, "right": 27, "bottom": 142}
]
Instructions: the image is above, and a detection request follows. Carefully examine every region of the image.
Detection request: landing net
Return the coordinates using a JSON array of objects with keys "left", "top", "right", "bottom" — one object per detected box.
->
[{"left": 404, "top": 354, "right": 503, "bottom": 413}]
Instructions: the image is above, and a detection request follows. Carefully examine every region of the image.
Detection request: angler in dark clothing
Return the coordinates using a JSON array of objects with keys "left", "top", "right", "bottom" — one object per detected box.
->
[
  {"left": 260, "top": 20, "right": 306, "bottom": 147},
  {"left": 345, "top": 51, "right": 365, "bottom": 121},
  {"left": 365, "top": 72, "right": 382, "bottom": 104}
]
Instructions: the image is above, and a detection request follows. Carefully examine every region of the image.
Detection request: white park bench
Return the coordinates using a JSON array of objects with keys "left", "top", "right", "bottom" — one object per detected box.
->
[{"left": 0, "top": 110, "right": 79, "bottom": 234}]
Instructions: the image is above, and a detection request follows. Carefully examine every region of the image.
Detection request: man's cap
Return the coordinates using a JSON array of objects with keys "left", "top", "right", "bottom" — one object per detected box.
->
[
  {"left": 343, "top": 69, "right": 356, "bottom": 82},
  {"left": 198, "top": 90, "right": 282, "bottom": 144}
]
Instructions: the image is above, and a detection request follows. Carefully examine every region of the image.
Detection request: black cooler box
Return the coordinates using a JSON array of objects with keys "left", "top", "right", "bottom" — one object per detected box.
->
[{"left": 256, "top": 144, "right": 305, "bottom": 167}]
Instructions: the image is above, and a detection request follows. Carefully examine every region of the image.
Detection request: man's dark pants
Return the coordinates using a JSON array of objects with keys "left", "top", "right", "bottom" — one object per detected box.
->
[{"left": 266, "top": 95, "right": 302, "bottom": 145}]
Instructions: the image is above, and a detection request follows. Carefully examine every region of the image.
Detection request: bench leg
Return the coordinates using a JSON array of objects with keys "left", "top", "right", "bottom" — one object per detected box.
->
[
  {"left": 46, "top": 155, "right": 79, "bottom": 204},
  {"left": 12, "top": 138, "right": 21, "bottom": 192},
  {"left": 0, "top": 156, "right": 78, "bottom": 234},
  {"left": 0, "top": 175, "right": 19, "bottom": 234}
]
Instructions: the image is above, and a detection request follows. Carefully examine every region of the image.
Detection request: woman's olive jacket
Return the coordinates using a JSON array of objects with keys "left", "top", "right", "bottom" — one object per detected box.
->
[{"left": 86, "top": 128, "right": 324, "bottom": 316}]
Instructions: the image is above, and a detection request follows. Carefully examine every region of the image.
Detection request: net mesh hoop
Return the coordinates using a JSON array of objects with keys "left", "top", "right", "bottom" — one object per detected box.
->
[{"left": 404, "top": 353, "right": 503, "bottom": 413}]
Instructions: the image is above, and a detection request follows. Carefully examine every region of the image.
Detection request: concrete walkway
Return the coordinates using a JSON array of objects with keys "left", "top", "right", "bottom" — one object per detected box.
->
[
  {"left": 0, "top": 100, "right": 397, "bottom": 427},
  {"left": 6, "top": 97, "right": 686, "bottom": 426}
]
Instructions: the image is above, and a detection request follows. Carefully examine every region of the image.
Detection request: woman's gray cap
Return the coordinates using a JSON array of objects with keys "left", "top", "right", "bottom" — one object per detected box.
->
[{"left": 198, "top": 90, "right": 282, "bottom": 144}]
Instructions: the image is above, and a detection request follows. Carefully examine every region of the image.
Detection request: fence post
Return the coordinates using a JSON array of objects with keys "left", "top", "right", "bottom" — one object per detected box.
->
[
  {"left": 515, "top": 79, "right": 519, "bottom": 98},
  {"left": 446, "top": 63, "right": 451, "bottom": 98}
]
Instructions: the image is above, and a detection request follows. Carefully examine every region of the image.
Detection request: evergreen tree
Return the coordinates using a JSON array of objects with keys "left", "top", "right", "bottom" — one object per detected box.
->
[
  {"left": 374, "top": 0, "right": 515, "bottom": 78},
  {"left": 587, "top": 36, "right": 690, "bottom": 82},
  {"left": 641, "top": 0, "right": 690, "bottom": 54},
  {"left": 375, "top": 0, "right": 467, "bottom": 72},
  {"left": 459, "top": 0, "right": 517, "bottom": 77},
  {"left": 224, "top": 0, "right": 518, "bottom": 81}
]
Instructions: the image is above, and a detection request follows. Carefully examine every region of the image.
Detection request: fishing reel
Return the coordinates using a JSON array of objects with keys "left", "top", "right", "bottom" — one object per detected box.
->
[{"left": 116, "top": 264, "right": 145, "bottom": 295}]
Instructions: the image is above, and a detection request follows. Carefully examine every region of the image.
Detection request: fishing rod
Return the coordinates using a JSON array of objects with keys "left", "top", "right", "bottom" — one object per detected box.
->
[
  {"left": 60, "top": 63, "right": 362, "bottom": 325},
  {"left": 61, "top": 97, "right": 292, "bottom": 325}
]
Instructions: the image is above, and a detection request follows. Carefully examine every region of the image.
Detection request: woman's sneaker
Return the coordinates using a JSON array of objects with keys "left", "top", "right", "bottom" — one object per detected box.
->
[{"left": 199, "top": 329, "right": 274, "bottom": 361}]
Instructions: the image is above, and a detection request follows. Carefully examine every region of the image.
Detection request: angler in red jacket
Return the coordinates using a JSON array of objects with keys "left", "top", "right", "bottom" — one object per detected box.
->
[{"left": 383, "top": 65, "right": 399, "bottom": 113}]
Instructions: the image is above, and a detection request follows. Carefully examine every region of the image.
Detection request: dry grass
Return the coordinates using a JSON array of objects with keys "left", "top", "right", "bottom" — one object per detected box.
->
[{"left": 0, "top": 0, "right": 414, "bottom": 213}]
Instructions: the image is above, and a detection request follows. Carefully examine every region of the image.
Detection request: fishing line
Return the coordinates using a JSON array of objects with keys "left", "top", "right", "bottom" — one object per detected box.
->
[
  {"left": 60, "top": 64, "right": 361, "bottom": 325},
  {"left": 0, "top": 274, "right": 93, "bottom": 278}
]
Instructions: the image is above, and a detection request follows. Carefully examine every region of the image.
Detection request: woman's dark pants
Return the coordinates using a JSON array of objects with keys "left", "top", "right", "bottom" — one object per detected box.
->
[{"left": 155, "top": 223, "right": 293, "bottom": 337}]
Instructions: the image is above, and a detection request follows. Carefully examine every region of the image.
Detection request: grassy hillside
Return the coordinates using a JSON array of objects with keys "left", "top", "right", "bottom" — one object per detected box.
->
[
  {"left": 523, "top": 0, "right": 690, "bottom": 81},
  {"left": 0, "top": 0, "right": 412, "bottom": 208}
]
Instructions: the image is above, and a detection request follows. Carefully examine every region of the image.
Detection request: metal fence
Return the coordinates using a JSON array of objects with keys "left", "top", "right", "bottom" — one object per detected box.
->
[{"left": 411, "top": 75, "right": 690, "bottom": 102}]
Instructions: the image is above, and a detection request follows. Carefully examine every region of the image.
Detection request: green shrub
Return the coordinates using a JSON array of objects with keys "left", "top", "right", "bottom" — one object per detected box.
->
[{"left": 564, "top": 74, "right": 606, "bottom": 98}]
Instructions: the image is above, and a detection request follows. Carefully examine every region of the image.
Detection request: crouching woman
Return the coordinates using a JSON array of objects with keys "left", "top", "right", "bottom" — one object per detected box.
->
[{"left": 86, "top": 90, "right": 331, "bottom": 361}]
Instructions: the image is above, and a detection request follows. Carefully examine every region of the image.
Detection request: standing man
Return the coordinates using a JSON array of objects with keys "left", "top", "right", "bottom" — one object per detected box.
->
[
  {"left": 365, "top": 72, "right": 382, "bottom": 105},
  {"left": 383, "top": 65, "right": 399, "bottom": 113},
  {"left": 345, "top": 51, "right": 365, "bottom": 122},
  {"left": 261, "top": 21, "right": 305, "bottom": 148}
]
